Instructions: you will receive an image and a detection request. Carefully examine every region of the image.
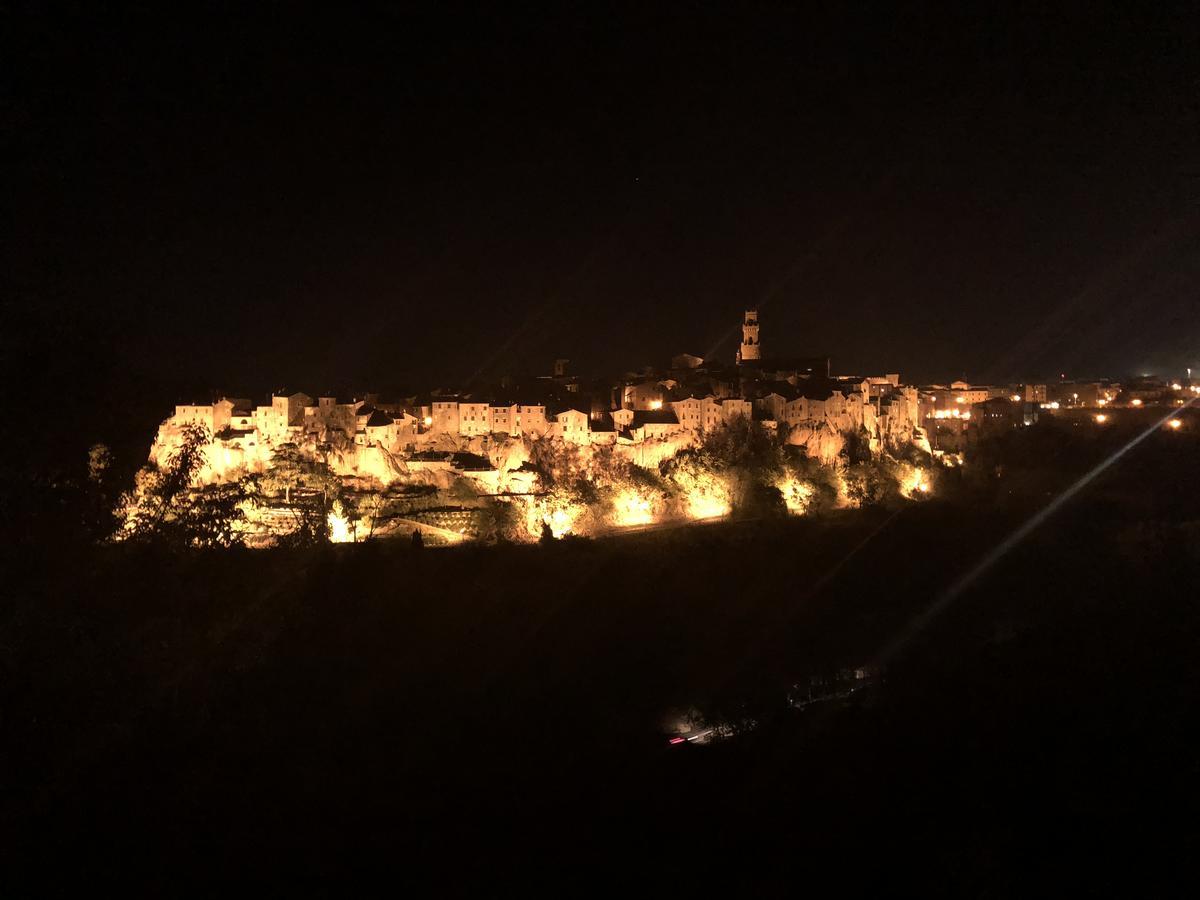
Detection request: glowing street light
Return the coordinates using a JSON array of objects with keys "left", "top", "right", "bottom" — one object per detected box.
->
[
  {"left": 1094, "top": 414, "right": 1107, "bottom": 424},
  {"left": 1168, "top": 419, "right": 1183, "bottom": 430},
  {"left": 1010, "top": 394, "right": 1022, "bottom": 402},
  {"left": 1131, "top": 398, "right": 1143, "bottom": 407},
  {"left": 648, "top": 399, "right": 663, "bottom": 410}
]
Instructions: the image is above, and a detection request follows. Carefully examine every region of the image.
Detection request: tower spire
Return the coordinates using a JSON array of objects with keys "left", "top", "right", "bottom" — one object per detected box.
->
[{"left": 736, "top": 309, "right": 760, "bottom": 365}]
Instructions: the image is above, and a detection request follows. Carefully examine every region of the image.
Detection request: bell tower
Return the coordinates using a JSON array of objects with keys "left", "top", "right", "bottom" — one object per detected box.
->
[{"left": 737, "top": 309, "right": 761, "bottom": 364}]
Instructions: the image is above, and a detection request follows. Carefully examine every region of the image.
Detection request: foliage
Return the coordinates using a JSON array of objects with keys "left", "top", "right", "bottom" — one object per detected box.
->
[
  {"left": 661, "top": 419, "right": 788, "bottom": 518},
  {"left": 448, "top": 477, "right": 483, "bottom": 502},
  {"left": 348, "top": 491, "right": 391, "bottom": 540},
  {"left": 741, "top": 483, "right": 789, "bottom": 519},
  {"left": 697, "top": 416, "right": 786, "bottom": 477},
  {"left": 477, "top": 496, "right": 520, "bottom": 543},
  {"left": 784, "top": 452, "right": 839, "bottom": 513},
  {"left": 891, "top": 440, "right": 933, "bottom": 468},
  {"left": 256, "top": 443, "right": 348, "bottom": 546},
  {"left": 119, "top": 425, "right": 252, "bottom": 549},
  {"left": 83, "top": 443, "right": 121, "bottom": 539},
  {"left": 260, "top": 443, "right": 340, "bottom": 503},
  {"left": 841, "top": 427, "right": 875, "bottom": 464},
  {"left": 87, "top": 443, "right": 113, "bottom": 484},
  {"left": 843, "top": 460, "right": 899, "bottom": 508}
]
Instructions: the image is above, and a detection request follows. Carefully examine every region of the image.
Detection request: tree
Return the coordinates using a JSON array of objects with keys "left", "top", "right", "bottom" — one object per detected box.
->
[
  {"left": 699, "top": 416, "right": 786, "bottom": 476},
  {"left": 477, "top": 496, "right": 519, "bottom": 543},
  {"left": 843, "top": 461, "right": 897, "bottom": 508},
  {"left": 87, "top": 443, "right": 113, "bottom": 484},
  {"left": 741, "top": 483, "right": 788, "bottom": 519},
  {"left": 449, "top": 477, "right": 482, "bottom": 503},
  {"left": 260, "top": 443, "right": 344, "bottom": 546},
  {"left": 841, "top": 427, "right": 875, "bottom": 464},
  {"left": 119, "top": 425, "right": 251, "bottom": 548},
  {"left": 83, "top": 443, "right": 120, "bottom": 540}
]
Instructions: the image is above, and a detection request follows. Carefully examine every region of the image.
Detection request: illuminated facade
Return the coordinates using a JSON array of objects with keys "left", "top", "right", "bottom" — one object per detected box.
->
[{"left": 736, "top": 309, "right": 761, "bottom": 364}]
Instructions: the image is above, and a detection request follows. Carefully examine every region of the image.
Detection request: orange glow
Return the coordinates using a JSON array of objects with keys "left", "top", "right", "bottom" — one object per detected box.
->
[
  {"left": 1131, "top": 398, "right": 1143, "bottom": 407},
  {"left": 898, "top": 465, "right": 931, "bottom": 499},
  {"left": 612, "top": 488, "right": 655, "bottom": 527},
  {"left": 1094, "top": 414, "right": 1107, "bottom": 424},
  {"left": 686, "top": 490, "right": 730, "bottom": 520},
  {"left": 523, "top": 494, "right": 586, "bottom": 539},
  {"left": 328, "top": 503, "right": 354, "bottom": 543},
  {"left": 1168, "top": 419, "right": 1183, "bottom": 430},
  {"left": 776, "top": 477, "right": 814, "bottom": 514},
  {"left": 648, "top": 399, "right": 663, "bottom": 410}
]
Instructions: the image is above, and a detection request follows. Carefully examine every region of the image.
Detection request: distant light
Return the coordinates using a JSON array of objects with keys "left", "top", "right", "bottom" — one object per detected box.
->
[
  {"left": 1131, "top": 399, "right": 1143, "bottom": 407},
  {"left": 423, "top": 415, "right": 433, "bottom": 426},
  {"left": 1010, "top": 394, "right": 1021, "bottom": 402},
  {"left": 649, "top": 399, "right": 663, "bottom": 410},
  {"left": 1098, "top": 398, "right": 1107, "bottom": 406},
  {"left": 1168, "top": 419, "right": 1183, "bottom": 430},
  {"left": 1095, "top": 414, "right": 1107, "bottom": 424},
  {"left": 955, "top": 396, "right": 966, "bottom": 404},
  {"left": 1171, "top": 383, "right": 1182, "bottom": 391},
  {"left": 669, "top": 737, "right": 685, "bottom": 745}
]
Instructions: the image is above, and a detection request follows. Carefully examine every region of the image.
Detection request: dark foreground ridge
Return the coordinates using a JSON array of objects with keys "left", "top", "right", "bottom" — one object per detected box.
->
[{"left": 4, "top": 419, "right": 1200, "bottom": 889}]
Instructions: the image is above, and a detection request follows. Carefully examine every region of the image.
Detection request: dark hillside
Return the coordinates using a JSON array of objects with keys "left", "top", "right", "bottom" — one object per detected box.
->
[{"left": 4, "top": 422, "right": 1200, "bottom": 888}]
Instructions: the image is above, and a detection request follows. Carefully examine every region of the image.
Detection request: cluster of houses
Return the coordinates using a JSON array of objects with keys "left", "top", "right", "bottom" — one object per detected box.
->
[
  {"left": 168, "top": 309, "right": 1193, "bottom": 466},
  {"left": 164, "top": 310, "right": 936, "bottom": 460}
]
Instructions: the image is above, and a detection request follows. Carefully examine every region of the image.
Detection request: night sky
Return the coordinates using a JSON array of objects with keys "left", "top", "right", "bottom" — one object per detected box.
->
[{"left": 7, "top": 4, "right": 1199, "bottom": 429}]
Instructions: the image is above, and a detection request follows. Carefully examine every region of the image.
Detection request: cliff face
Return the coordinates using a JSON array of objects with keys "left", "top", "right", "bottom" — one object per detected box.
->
[
  {"left": 148, "top": 392, "right": 930, "bottom": 494},
  {"left": 148, "top": 422, "right": 408, "bottom": 486},
  {"left": 786, "top": 423, "right": 846, "bottom": 465}
]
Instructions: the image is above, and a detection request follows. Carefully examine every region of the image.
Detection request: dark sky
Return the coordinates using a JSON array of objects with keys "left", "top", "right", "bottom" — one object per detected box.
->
[{"left": 6, "top": 3, "right": 1200, "bottom": 418}]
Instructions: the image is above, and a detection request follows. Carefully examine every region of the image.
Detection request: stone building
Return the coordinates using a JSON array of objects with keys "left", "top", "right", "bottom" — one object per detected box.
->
[{"left": 736, "top": 309, "right": 761, "bottom": 364}]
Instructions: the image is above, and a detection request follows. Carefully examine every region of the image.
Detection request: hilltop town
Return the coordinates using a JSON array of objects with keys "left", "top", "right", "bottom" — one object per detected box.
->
[
  {"left": 140, "top": 309, "right": 1196, "bottom": 545},
  {"left": 154, "top": 310, "right": 929, "bottom": 485}
]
